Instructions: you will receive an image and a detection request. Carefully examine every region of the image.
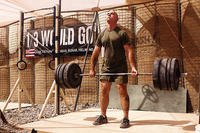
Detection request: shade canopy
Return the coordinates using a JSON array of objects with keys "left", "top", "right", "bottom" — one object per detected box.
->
[
  {"left": 0, "top": 0, "right": 159, "bottom": 27},
  {"left": 0, "top": 0, "right": 126, "bottom": 27}
]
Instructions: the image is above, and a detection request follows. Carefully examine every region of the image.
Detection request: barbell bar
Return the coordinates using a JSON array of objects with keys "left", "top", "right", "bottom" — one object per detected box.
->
[
  {"left": 55, "top": 58, "right": 184, "bottom": 90},
  {"left": 81, "top": 72, "right": 185, "bottom": 77},
  {"left": 79, "top": 72, "right": 152, "bottom": 76}
]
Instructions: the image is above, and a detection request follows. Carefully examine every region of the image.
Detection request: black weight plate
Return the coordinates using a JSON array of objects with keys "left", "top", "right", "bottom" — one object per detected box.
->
[
  {"left": 58, "top": 64, "right": 67, "bottom": 88},
  {"left": 60, "top": 63, "right": 70, "bottom": 88},
  {"left": 170, "top": 58, "right": 180, "bottom": 90},
  {"left": 152, "top": 58, "right": 162, "bottom": 89},
  {"left": 62, "top": 63, "right": 71, "bottom": 88},
  {"left": 159, "top": 58, "right": 168, "bottom": 90},
  {"left": 70, "top": 63, "right": 82, "bottom": 88},
  {"left": 55, "top": 64, "right": 62, "bottom": 85},
  {"left": 68, "top": 63, "right": 82, "bottom": 88},
  {"left": 55, "top": 64, "right": 63, "bottom": 86},
  {"left": 170, "top": 58, "right": 176, "bottom": 90},
  {"left": 174, "top": 60, "right": 180, "bottom": 90},
  {"left": 63, "top": 63, "right": 72, "bottom": 88},
  {"left": 64, "top": 62, "right": 82, "bottom": 88},
  {"left": 166, "top": 58, "right": 172, "bottom": 90}
]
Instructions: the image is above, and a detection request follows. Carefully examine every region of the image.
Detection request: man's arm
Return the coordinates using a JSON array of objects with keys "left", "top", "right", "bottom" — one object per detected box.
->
[
  {"left": 124, "top": 44, "right": 137, "bottom": 76},
  {"left": 90, "top": 45, "right": 101, "bottom": 76}
]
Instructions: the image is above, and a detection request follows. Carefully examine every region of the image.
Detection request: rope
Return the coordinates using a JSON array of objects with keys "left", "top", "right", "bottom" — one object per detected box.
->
[
  {"left": 143, "top": 1, "right": 199, "bottom": 73},
  {"left": 73, "top": 0, "right": 100, "bottom": 111},
  {"left": 160, "top": 14, "right": 199, "bottom": 72}
]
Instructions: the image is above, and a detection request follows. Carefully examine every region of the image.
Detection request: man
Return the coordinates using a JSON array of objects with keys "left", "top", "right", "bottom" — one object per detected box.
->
[{"left": 89, "top": 10, "right": 137, "bottom": 128}]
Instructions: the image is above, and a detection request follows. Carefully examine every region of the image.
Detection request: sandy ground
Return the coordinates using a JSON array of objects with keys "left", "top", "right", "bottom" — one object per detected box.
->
[{"left": 21, "top": 108, "right": 198, "bottom": 133}]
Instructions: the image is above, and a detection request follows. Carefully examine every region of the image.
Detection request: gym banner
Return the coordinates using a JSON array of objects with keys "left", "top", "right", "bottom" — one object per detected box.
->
[{"left": 25, "top": 25, "right": 95, "bottom": 57}]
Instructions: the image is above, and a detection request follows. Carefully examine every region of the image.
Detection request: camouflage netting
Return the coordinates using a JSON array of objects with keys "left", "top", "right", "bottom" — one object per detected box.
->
[
  {"left": 0, "top": 27, "right": 9, "bottom": 100},
  {"left": 8, "top": 21, "right": 35, "bottom": 103},
  {"left": 181, "top": 0, "right": 200, "bottom": 112},
  {"left": 0, "top": 0, "right": 199, "bottom": 112}
]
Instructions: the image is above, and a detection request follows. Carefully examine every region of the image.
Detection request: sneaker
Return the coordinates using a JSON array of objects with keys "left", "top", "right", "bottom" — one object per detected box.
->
[
  {"left": 120, "top": 117, "right": 130, "bottom": 128},
  {"left": 93, "top": 115, "right": 108, "bottom": 125}
]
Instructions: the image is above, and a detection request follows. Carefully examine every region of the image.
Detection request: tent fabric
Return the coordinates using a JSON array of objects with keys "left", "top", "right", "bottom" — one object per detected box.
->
[
  {"left": 0, "top": 0, "right": 125, "bottom": 27},
  {"left": 0, "top": 0, "right": 157, "bottom": 27}
]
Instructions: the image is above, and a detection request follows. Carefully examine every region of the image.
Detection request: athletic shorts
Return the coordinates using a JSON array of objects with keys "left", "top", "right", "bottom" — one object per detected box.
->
[{"left": 100, "top": 75, "right": 128, "bottom": 84}]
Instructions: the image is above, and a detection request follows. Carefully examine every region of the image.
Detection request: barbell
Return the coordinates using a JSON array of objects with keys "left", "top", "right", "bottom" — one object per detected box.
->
[{"left": 55, "top": 58, "right": 182, "bottom": 90}]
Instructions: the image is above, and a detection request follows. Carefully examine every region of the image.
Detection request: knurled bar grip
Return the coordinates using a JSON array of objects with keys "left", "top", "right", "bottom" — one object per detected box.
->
[{"left": 80, "top": 73, "right": 152, "bottom": 76}]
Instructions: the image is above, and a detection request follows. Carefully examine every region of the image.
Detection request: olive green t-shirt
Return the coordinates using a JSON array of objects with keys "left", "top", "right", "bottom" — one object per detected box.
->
[{"left": 95, "top": 26, "right": 130, "bottom": 73}]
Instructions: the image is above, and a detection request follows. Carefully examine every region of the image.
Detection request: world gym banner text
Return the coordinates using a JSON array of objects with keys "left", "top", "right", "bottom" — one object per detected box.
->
[{"left": 25, "top": 25, "right": 95, "bottom": 57}]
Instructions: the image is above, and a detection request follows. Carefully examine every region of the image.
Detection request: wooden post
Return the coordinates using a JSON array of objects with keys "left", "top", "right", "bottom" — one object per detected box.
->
[
  {"left": 18, "top": 83, "right": 21, "bottom": 110},
  {"left": 199, "top": 72, "right": 200, "bottom": 124},
  {"left": 3, "top": 78, "right": 20, "bottom": 112},
  {"left": 177, "top": 0, "right": 185, "bottom": 89},
  {"left": 54, "top": 4, "right": 60, "bottom": 115},
  {"left": 38, "top": 81, "right": 56, "bottom": 119},
  {"left": 18, "top": 12, "right": 24, "bottom": 110}
]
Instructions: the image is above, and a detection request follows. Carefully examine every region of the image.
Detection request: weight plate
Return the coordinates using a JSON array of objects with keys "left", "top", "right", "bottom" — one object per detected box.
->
[
  {"left": 174, "top": 60, "right": 180, "bottom": 90},
  {"left": 63, "top": 62, "right": 82, "bottom": 88},
  {"left": 159, "top": 58, "right": 168, "bottom": 90},
  {"left": 59, "top": 64, "right": 68, "bottom": 88},
  {"left": 55, "top": 64, "right": 62, "bottom": 86},
  {"left": 62, "top": 63, "right": 71, "bottom": 88},
  {"left": 166, "top": 58, "right": 172, "bottom": 90},
  {"left": 152, "top": 58, "right": 162, "bottom": 89},
  {"left": 170, "top": 58, "right": 180, "bottom": 90}
]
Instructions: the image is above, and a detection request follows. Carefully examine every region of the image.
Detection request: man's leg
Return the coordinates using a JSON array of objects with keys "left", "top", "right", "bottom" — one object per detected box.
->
[
  {"left": 117, "top": 84, "right": 129, "bottom": 118},
  {"left": 93, "top": 81, "right": 111, "bottom": 125},
  {"left": 100, "top": 81, "right": 111, "bottom": 116},
  {"left": 117, "top": 84, "right": 130, "bottom": 128}
]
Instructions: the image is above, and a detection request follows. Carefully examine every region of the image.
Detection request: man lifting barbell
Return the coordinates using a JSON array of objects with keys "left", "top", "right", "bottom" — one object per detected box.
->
[
  {"left": 89, "top": 10, "right": 137, "bottom": 128},
  {"left": 54, "top": 10, "right": 183, "bottom": 129}
]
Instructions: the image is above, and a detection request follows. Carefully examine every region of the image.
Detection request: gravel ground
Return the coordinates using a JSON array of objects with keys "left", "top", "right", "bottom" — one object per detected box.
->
[{"left": 0, "top": 103, "right": 96, "bottom": 133}]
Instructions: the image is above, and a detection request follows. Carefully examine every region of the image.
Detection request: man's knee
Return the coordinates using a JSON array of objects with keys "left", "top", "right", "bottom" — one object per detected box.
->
[
  {"left": 100, "top": 81, "right": 111, "bottom": 95},
  {"left": 117, "top": 84, "right": 128, "bottom": 96}
]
